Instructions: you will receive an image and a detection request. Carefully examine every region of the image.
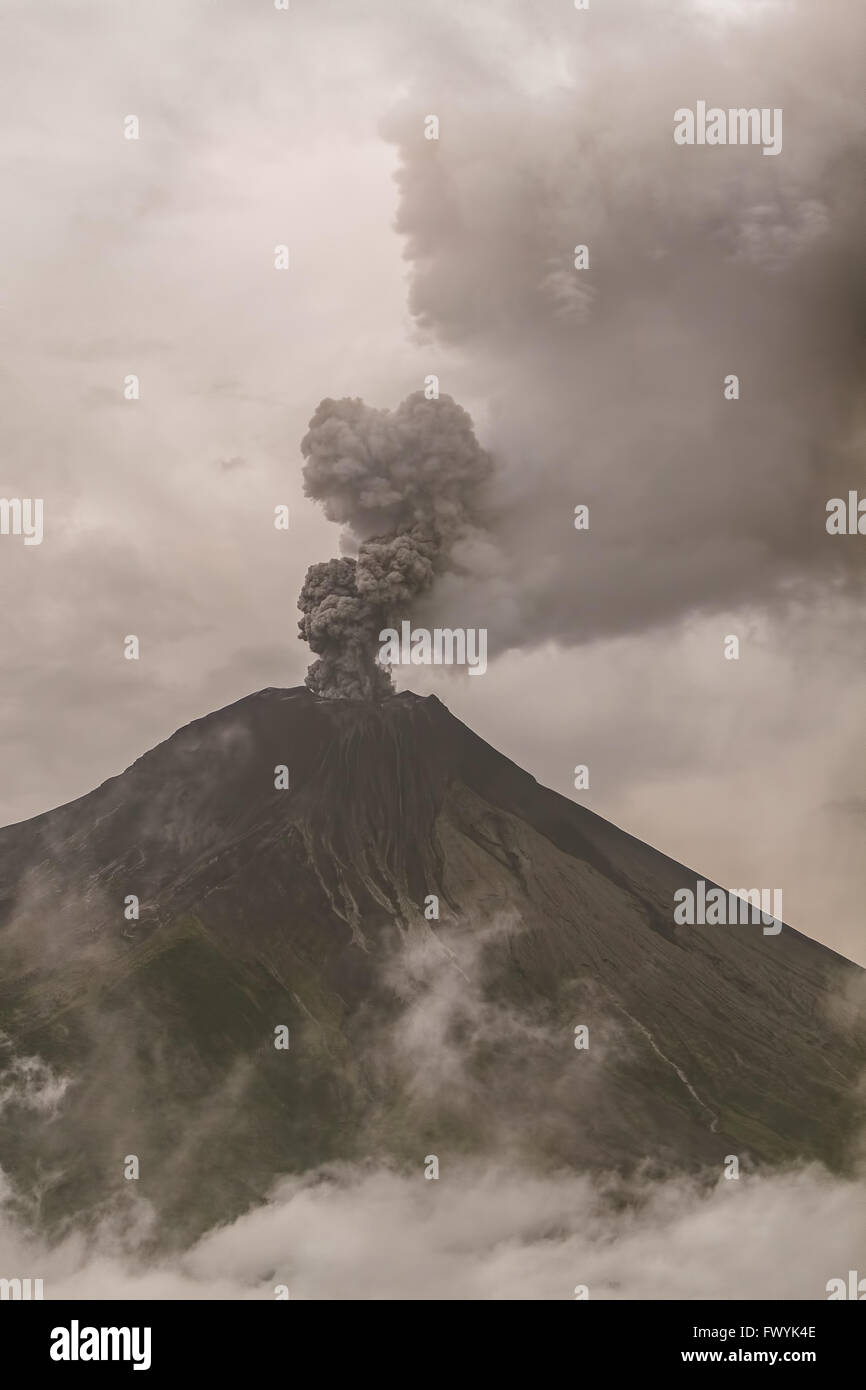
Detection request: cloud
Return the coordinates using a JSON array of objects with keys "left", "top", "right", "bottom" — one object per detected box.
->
[
  {"left": 0, "top": 1051, "right": 69, "bottom": 1119},
  {"left": 1, "top": 1158, "right": 863, "bottom": 1300},
  {"left": 380, "top": 0, "right": 866, "bottom": 653},
  {"left": 1, "top": 902, "right": 864, "bottom": 1299}
]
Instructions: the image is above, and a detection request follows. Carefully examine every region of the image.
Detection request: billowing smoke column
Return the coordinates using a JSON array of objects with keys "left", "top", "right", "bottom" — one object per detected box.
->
[{"left": 297, "top": 391, "right": 492, "bottom": 699}]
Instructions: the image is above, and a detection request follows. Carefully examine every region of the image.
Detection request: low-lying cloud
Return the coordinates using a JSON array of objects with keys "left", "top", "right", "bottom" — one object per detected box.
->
[{"left": 1, "top": 1159, "right": 863, "bottom": 1300}]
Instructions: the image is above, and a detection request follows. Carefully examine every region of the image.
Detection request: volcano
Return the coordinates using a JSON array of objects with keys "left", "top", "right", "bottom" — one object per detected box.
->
[{"left": 0, "top": 688, "right": 863, "bottom": 1248}]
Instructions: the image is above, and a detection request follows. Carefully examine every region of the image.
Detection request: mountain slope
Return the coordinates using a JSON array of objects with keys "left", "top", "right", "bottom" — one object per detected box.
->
[{"left": 0, "top": 687, "right": 863, "bottom": 1246}]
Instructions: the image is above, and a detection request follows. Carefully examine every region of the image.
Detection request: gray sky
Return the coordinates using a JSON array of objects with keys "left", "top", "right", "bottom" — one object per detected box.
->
[{"left": 1, "top": 0, "right": 864, "bottom": 962}]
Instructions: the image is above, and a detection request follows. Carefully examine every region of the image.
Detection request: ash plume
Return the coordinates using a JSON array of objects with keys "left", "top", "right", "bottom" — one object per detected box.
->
[{"left": 297, "top": 391, "right": 492, "bottom": 699}]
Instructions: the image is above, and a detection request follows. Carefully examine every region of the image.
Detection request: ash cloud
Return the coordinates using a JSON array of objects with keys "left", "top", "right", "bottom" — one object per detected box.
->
[
  {"left": 377, "top": 0, "right": 866, "bottom": 655},
  {"left": 297, "top": 391, "right": 492, "bottom": 698}
]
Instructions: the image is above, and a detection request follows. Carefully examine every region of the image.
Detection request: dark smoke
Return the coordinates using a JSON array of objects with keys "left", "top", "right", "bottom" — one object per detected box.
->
[{"left": 297, "top": 391, "right": 492, "bottom": 699}]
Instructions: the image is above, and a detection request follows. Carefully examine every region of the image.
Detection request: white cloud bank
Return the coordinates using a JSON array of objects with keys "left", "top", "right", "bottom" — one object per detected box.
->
[{"left": 0, "top": 1159, "right": 862, "bottom": 1301}]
